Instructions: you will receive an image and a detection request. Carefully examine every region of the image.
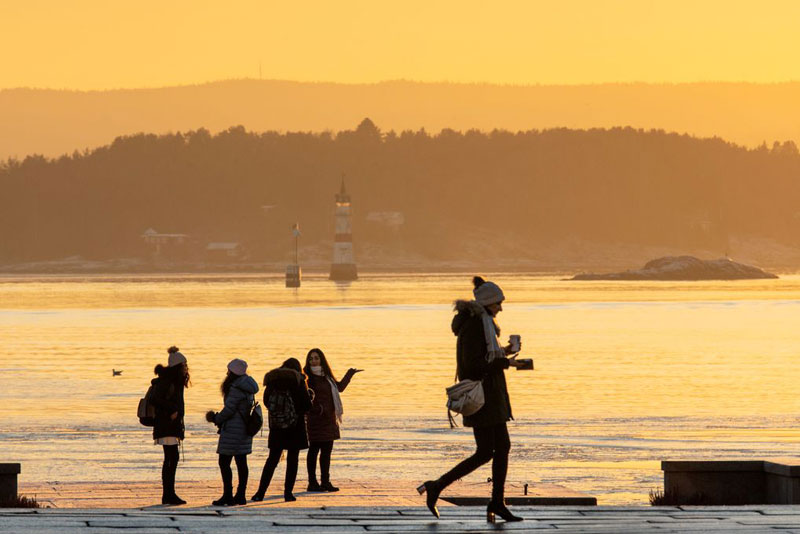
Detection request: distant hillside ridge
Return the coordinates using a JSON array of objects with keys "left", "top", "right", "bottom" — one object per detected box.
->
[
  {"left": 3, "top": 80, "right": 800, "bottom": 159},
  {"left": 2, "top": 121, "right": 800, "bottom": 268}
]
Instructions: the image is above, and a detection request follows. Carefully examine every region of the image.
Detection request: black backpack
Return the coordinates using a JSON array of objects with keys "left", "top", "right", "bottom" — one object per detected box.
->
[
  {"left": 267, "top": 389, "right": 297, "bottom": 429},
  {"left": 137, "top": 383, "right": 156, "bottom": 427}
]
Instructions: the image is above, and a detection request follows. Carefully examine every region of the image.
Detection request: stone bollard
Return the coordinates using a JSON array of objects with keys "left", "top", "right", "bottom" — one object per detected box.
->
[{"left": 0, "top": 464, "right": 21, "bottom": 503}]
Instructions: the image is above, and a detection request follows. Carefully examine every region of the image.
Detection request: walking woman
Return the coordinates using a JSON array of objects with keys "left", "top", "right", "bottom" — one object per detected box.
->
[
  {"left": 151, "top": 346, "right": 190, "bottom": 505},
  {"left": 418, "top": 277, "right": 525, "bottom": 523},
  {"left": 303, "top": 348, "right": 362, "bottom": 492},
  {"left": 206, "top": 358, "right": 259, "bottom": 506},
  {"left": 251, "top": 358, "right": 312, "bottom": 502}
]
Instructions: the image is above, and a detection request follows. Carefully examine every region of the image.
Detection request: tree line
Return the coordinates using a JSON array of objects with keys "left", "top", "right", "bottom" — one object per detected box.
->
[{"left": 2, "top": 118, "right": 799, "bottom": 263}]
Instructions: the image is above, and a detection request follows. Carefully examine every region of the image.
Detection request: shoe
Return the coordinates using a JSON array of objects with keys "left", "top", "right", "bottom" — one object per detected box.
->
[
  {"left": 320, "top": 481, "right": 339, "bottom": 492},
  {"left": 284, "top": 492, "right": 297, "bottom": 502},
  {"left": 250, "top": 491, "right": 265, "bottom": 502},
  {"left": 161, "top": 494, "right": 186, "bottom": 505},
  {"left": 212, "top": 494, "right": 234, "bottom": 506},
  {"left": 307, "top": 481, "right": 324, "bottom": 492},
  {"left": 486, "top": 500, "right": 523, "bottom": 523},
  {"left": 233, "top": 491, "right": 247, "bottom": 505},
  {"left": 416, "top": 480, "right": 441, "bottom": 519}
]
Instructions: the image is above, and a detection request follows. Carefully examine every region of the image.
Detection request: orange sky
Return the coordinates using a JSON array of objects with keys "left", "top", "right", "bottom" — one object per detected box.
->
[{"left": 2, "top": 0, "right": 800, "bottom": 90}]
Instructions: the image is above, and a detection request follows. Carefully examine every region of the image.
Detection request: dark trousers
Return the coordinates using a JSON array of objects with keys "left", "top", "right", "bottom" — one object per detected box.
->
[
  {"left": 307, "top": 440, "right": 334, "bottom": 484},
  {"left": 257, "top": 448, "right": 300, "bottom": 495},
  {"left": 161, "top": 445, "right": 180, "bottom": 498},
  {"left": 218, "top": 454, "right": 249, "bottom": 497},
  {"left": 437, "top": 422, "right": 510, "bottom": 501}
]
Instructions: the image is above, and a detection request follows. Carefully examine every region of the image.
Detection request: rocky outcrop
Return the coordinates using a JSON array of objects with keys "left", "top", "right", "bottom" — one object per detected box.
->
[{"left": 571, "top": 256, "right": 778, "bottom": 281}]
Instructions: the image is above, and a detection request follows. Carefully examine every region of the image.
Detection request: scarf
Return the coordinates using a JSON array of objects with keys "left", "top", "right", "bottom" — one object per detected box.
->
[
  {"left": 312, "top": 366, "right": 344, "bottom": 424},
  {"left": 478, "top": 303, "right": 505, "bottom": 363}
]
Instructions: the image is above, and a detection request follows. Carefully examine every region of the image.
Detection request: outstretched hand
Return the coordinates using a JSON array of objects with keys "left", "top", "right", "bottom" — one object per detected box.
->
[{"left": 348, "top": 367, "right": 364, "bottom": 375}]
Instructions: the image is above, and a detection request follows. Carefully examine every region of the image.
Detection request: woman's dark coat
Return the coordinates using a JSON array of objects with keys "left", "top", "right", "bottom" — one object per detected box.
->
[
  {"left": 452, "top": 299, "right": 513, "bottom": 428},
  {"left": 306, "top": 369, "right": 355, "bottom": 442},
  {"left": 151, "top": 365, "right": 186, "bottom": 440},
  {"left": 263, "top": 368, "right": 312, "bottom": 451},
  {"left": 214, "top": 375, "right": 259, "bottom": 455}
]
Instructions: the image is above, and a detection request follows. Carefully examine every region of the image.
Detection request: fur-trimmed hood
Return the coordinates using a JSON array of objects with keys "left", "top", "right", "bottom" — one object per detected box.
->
[{"left": 451, "top": 299, "right": 500, "bottom": 336}]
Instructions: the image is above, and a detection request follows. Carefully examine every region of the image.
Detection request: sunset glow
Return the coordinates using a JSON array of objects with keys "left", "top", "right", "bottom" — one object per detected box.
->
[{"left": 2, "top": 0, "right": 800, "bottom": 89}]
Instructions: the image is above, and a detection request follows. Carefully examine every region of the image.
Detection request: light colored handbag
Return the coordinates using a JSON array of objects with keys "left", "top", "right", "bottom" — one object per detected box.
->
[{"left": 446, "top": 378, "right": 485, "bottom": 427}]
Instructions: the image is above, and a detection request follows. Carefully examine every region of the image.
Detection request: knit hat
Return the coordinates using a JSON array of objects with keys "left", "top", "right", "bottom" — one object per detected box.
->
[
  {"left": 227, "top": 358, "right": 248, "bottom": 376},
  {"left": 473, "top": 279, "right": 505, "bottom": 306},
  {"left": 168, "top": 351, "right": 187, "bottom": 368}
]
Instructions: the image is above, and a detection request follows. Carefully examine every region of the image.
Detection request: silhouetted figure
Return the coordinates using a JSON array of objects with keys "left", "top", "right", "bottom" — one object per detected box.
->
[
  {"left": 418, "top": 277, "right": 524, "bottom": 523},
  {"left": 251, "top": 358, "right": 312, "bottom": 502},
  {"left": 151, "top": 346, "right": 190, "bottom": 505},
  {"left": 303, "top": 348, "right": 362, "bottom": 492},
  {"left": 206, "top": 358, "right": 259, "bottom": 506}
]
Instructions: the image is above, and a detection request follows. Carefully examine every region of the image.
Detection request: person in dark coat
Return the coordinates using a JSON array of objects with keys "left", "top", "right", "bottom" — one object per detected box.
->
[
  {"left": 303, "top": 348, "right": 362, "bottom": 492},
  {"left": 150, "top": 346, "right": 190, "bottom": 506},
  {"left": 205, "top": 358, "right": 259, "bottom": 506},
  {"left": 251, "top": 358, "right": 312, "bottom": 502},
  {"left": 418, "top": 277, "right": 525, "bottom": 523}
]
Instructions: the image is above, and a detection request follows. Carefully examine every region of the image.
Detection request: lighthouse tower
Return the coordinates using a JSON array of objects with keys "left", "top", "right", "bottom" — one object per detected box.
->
[{"left": 330, "top": 178, "right": 358, "bottom": 281}]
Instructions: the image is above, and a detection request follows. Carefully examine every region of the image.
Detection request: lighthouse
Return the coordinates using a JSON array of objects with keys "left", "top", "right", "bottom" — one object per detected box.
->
[{"left": 330, "top": 178, "right": 358, "bottom": 281}]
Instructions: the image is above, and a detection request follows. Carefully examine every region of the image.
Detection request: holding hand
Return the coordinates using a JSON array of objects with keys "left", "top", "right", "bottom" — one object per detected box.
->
[{"left": 205, "top": 410, "right": 216, "bottom": 423}]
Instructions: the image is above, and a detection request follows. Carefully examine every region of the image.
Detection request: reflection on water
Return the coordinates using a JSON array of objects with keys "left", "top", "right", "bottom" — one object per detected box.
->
[{"left": 1, "top": 273, "right": 800, "bottom": 504}]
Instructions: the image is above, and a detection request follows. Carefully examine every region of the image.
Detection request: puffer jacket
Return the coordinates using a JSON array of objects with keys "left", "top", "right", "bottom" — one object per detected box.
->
[
  {"left": 214, "top": 375, "right": 260, "bottom": 455},
  {"left": 263, "top": 368, "right": 312, "bottom": 451},
  {"left": 151, "top": 365, "right": 185, "bottom": 440},
  {"left": 452, "top": 299, "right": 513, "bottom": 428}
]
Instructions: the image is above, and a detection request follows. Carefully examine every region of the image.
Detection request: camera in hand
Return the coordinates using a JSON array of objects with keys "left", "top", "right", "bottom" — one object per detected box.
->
[{"left": 515, "top": 358, "right": 533, "bottom": 370}]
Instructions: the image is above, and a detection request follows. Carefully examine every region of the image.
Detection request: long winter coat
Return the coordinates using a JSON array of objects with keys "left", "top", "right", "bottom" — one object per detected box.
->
[
  {"left": 306, "top": 369, "right": 355, "bottom": 442},
  {"left": 214, "top": 375, "right": 259, "bottom": 456},
  {"left": 151, "top": 366, "right": 186, "bottom": 440},
  {"left": 263, "top": 368, "right": 312, "bottom": 451},
  {"left": 452, "top": 299, "right": 513, "bottom": 428}
]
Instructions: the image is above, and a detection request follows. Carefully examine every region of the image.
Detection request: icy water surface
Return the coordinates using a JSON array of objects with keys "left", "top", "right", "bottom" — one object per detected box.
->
[{"left": 1, "top": 273, "right": 799, "bottom": 504}]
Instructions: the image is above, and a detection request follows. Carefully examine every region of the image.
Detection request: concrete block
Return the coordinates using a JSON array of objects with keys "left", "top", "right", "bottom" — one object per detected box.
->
[{"left": 0, "top": 464, "right": 20, "bottom": 502}]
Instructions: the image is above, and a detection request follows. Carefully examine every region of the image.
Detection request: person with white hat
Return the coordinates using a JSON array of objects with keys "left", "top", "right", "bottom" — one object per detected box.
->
[
  {"left": 151, "top": 346, "right": 190, "bottom": 505},
  {"left": 206, "top": 358, "right": 259, "bottom": 506},
  {"left": 418, "top": 276, "right": 525, "bottom": 523}
]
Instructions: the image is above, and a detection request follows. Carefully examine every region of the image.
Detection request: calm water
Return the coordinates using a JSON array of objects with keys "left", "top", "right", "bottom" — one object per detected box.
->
[{"left": 1, "top": 273, "right": 799, "bottom": 505}]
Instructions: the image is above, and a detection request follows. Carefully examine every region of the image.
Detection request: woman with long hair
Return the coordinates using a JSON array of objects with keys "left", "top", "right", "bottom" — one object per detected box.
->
[
  {"left": 418, "top": 276, "right": 525, "bottom": 523},
  {"left": 303, "top": 348, "right": 362, "bottom": 492},
  {"left": 151, "top": 346, "right": 190, "bottom": 505},
  {"left": 251, "top": 358, "right": 312, "bottom": 502},
  {"left": 206, "top": 358, "right": 259, "bottom": 506}
]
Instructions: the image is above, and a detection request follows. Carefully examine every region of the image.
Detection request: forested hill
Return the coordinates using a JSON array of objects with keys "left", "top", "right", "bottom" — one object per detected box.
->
[
  {"left": 2, "top": 120, "right": 800, "bottom": 267},
  {"left": 4, "top": 80, "right": 800, "bottom": 159}
]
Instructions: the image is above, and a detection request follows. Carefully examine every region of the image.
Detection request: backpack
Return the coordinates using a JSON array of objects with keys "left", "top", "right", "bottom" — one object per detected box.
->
[
  {"left": 137, "top": 383, "right": 156, "bottom": 426},
  {"left": 267, "top": 389, "right": 297, "bottom": 429},
  {"left": 240, "top": 398, "right": 264, "bottom": 437}
]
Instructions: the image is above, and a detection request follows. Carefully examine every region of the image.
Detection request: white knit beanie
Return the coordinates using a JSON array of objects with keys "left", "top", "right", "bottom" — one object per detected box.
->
[
  {"left": 473, "top": 280, "right": 505, "bottom": 306},
  {"left": 227, "top": 358, "right": 248, "bottom": 376},
  {"left": 168, "top": 351, "right": 187, "bottom": 368}
]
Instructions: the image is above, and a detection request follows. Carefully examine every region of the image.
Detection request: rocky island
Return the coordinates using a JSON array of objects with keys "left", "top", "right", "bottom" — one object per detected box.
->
[{"left": 571, "top": 256, "right": 778, "bottom": 281}]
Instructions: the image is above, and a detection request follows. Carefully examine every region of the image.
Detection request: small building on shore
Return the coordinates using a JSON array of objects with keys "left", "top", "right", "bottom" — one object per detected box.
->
[
  {"left": 141, "top": 228, "right": 190, "bottom": 258},
  {"left": 205, "top": 242, "right": 244, "bottom": 261}
]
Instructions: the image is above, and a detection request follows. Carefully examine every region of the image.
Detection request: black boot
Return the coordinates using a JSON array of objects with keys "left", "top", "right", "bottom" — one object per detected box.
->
[
  {"left": 284, "top": 491, "right": 297, "bottom": 502},
  {"left": 233, "top": 487, "right": 247, "bottom": 505},
  {"left": 416, "top": 480, "right": 441, "bottom": 519},
  {"left": 212, "top": 487, "right": 234, "bottom": 507},
  {"left": 307, "top": 480, "right": 323, "bottom": 492},
  {"left": 486, "top": 500, "right": 523, "bottom": 523},
  {"left": 320, "top": 480, "right": 339, "bottom": 492}
]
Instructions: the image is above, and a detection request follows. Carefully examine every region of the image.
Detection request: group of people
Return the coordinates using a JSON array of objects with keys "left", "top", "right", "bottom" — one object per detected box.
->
[
  {"left": 147, "top": 275, "right": 525, "bottom": 524},
  {"left": 148, "top": 346, "right": 361, "bottom": 506}
]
